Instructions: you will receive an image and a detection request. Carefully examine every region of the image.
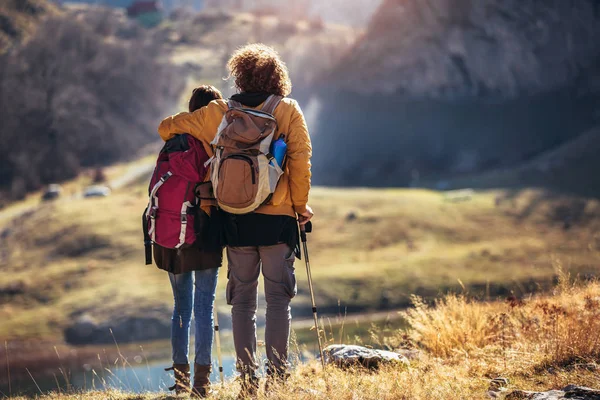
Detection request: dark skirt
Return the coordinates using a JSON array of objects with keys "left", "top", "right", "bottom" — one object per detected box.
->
[
  {"left": 153, "top": 207, "right": 224, "bottom": 274},
  {"left": 223, "top": 212, "right": 299, "bottom": 256}
]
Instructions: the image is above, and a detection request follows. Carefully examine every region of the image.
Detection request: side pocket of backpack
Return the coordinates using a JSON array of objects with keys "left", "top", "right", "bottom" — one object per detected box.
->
[{"left": 268, "top": 173, "right": 289, "bottom": 206}]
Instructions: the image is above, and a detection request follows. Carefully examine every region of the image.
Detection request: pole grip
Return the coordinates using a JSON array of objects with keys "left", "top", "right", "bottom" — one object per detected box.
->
[
  {"left": 300, "top": 225, "right": 307, "bottom": 242},
  {"left": 299, "top": 220, "right": 312, "bottom": 242}
]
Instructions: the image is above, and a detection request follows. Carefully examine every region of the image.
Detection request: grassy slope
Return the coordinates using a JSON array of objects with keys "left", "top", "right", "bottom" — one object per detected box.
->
[
  {"left": 1, "top": 158, "right": 600, "bottom": 341},
  {"left": 8, "top": 280, "right": 600, "bottom": 399}
]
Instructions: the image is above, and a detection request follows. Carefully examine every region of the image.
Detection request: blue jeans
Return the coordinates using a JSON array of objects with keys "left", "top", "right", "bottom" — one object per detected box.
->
[{"left": 169, "top": 268, "right": 219, "bottom": 365}]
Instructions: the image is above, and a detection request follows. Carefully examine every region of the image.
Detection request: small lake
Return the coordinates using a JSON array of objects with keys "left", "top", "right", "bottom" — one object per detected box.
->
[
  {"left": 70, "top": 353, "right": 239, "bottom": 393},
  {"left": 2, "top": 311, "right": 407, "bottom": 396}
]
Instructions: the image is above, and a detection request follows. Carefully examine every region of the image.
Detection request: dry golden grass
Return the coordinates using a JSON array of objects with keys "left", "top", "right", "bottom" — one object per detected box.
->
[
  {"left": 6, "top": 279, "right": 600, "bottom": 399},
  {"left": 403, "top": 271, "right": 600, "bottom": 377}
]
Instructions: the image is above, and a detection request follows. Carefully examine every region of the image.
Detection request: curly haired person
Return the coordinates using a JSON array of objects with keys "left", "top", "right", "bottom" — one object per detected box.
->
[{"left": 158, "top": 43, "right": 313, "bottom": 398}]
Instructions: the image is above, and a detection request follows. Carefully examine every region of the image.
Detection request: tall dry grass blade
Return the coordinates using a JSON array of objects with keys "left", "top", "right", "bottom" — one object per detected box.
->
[
  {"left": 92, "top": 369, "right": 106, "bottom": 389},
  {"left": 54, "top": 346, "right": 71, "bottom": 391},
  {"left": 110, "top": 328, "right": 142, "bottom": 391},
  {"left": 457, "top": 278, "right": 466, "bottom": 292},
  {"left": 53, "top": 373, "right": 62, "bottom": 394},
  {"left": 4, "top": 341, "right": 10, "bottom": 397},
  {"left": 109, "top": 328, "right": 122, "bottom": 357},
  {"left": 25, "top": 368, "right": 43, "bottom": 395},
  {"left": 326, "top": 317, "right": 334, "bottom": 344},
  {"left": 140, "top": 346, "right": 151, "bottom": 389},
  {"left": 104, "top": 367, "right": 127, "bottom": 389},
  {"left": 97, "top": 354, "right": 106, "bottom": 386},
  {"left": 338, "top": 307, "right": 347, "bottom": 344}
]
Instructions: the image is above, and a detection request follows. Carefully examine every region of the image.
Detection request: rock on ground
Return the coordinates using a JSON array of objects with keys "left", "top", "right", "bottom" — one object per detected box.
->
[
  {"left": 323, "top": 344, "right": 409, "bottom": 369},
  {"left": 506, "top": 385, "right": 600, "bottom": 400}
]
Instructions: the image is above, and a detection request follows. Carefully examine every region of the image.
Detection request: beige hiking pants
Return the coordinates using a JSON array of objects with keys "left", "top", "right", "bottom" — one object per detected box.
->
[{"left": 226, "top": 244, "right": 297, "bottom": 375}]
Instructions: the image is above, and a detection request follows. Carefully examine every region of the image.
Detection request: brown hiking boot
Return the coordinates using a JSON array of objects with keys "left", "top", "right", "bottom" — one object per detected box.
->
[
  {"left": 192, "top": 364, "right": 212, "bottom": 398},
  {"left": 264, "top": 366, "right": 290, "bottom": 393},
  {"left": 236, "top": 374, "right": 259, "bottom": 400},
  {"left": 165, "top": 363, "right": 190, "bottom": 395}
]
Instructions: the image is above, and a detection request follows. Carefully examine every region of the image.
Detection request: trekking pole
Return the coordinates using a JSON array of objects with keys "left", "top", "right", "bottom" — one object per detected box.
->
[
  {"left": 213, "top": 303, "right": 225, "bottom": 386},
  {"left": 300, "top": 221, "right": 326, "bottom": 368}
]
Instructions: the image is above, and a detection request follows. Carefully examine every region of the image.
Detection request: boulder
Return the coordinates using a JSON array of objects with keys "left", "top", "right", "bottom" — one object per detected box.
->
[
  {"left": 323, "top": 344, "right": 409, "bottom": 369},
  {"left": 64, "top": 311, "right": 171, "bottom": 345},
  {"left": 506, "top": 385, "right": 600, "bottom": 400},
  {"left": 64, "top": 314, "right": 99, "bottom": 345}
]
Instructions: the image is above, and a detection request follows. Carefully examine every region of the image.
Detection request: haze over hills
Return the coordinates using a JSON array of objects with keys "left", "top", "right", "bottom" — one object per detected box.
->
[
  {"left": 0, "top": 0, "right": 355, "bottom": 204},
  {"left": 311, "top": 0, "right": 600, "bottom": 195},
  {"left": 0, "top": 0, "right": 186, "bottom": 203},
  {"left": 52, "top": 0, "right": 382, "bottom": 27}
]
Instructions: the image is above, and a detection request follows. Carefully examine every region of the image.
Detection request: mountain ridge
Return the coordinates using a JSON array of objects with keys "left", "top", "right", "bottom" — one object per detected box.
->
[{"left": 310, "top": 0, "right": 600, "bottom": 194}]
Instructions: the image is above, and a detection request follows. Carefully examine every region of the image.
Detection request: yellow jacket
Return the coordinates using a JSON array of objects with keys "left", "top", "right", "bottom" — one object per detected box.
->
[{"left": 158, "top": 98, "right": 312, "bottom": 218}]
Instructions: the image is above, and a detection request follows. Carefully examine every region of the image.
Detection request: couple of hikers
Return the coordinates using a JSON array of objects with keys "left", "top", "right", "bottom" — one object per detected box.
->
[{"left": 145, "top": 43, "right": 313, "bottom": 398}]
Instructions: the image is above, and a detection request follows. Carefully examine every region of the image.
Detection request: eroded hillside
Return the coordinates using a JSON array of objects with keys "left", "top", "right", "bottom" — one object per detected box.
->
[{"left": 311, "top": 0, "right": 600, "bottom": 194}]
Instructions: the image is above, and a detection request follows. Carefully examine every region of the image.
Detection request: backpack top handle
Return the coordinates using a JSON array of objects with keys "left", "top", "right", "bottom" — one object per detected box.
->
[{"left": 227, "top": 95, "right": 282, "bottom": 115}]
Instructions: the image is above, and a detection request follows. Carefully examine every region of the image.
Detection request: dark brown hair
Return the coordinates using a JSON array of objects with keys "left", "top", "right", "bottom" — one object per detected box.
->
[
  {"left": 227, "top": 43, "right": 292, "bottom": 96},
  {"left": 188, "top": 85, "right": 223, "bottom": 112}
]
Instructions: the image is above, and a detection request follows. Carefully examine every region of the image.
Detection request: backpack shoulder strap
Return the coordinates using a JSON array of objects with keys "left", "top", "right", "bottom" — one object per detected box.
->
[
  {"left": 228, "top": 99, "right": 243, "bottom": 109},
  {"left": 261, "top": 95, "right": 283, "bottom": 115}
]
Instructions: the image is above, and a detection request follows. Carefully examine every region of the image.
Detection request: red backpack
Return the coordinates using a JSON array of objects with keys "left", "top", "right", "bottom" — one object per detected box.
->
[{"left": 143, "top": 134, "right": 209, "bottom": 264}]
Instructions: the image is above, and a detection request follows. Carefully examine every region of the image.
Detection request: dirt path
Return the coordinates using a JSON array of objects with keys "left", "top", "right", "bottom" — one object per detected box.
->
[{"left": 109, "top": 161, "right": 155, "bottom": 190}]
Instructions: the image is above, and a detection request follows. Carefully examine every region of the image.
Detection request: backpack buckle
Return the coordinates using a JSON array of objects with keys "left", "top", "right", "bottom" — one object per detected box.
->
[
  {"left": 149, "top": 207, "right": 157, "bottom": 218},
  {"left": 180, "top": 213, "right": 188, "bottom": 223},
  {"left": 161, "top": 172, "right": 173, "bottom": 182}
]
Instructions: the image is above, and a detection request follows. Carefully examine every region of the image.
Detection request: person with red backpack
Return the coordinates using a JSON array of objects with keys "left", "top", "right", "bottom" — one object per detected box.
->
[
  {"left": 145, "top": 86, "right": 224, "bottom": 397},
  {"left": 158, "top": 44, "right": 313, "bottom": 397}
]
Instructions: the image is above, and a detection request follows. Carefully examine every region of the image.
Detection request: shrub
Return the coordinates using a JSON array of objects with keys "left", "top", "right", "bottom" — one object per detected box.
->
[
  {"left": 0, "top": 12, "right": 185, "bottom": 199},
  {"left": 404, "top": 274, "right": 600, "bottom": 373}
]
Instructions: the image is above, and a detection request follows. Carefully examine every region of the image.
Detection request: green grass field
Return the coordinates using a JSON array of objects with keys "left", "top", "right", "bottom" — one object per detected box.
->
[{"left": 1, "top": 160, "right": 599, "bottom": 342}]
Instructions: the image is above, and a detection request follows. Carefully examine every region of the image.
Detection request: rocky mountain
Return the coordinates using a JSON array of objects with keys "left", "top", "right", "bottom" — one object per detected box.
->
[{"left": 310, "top": 0, "right": 600, "bottom": 194}]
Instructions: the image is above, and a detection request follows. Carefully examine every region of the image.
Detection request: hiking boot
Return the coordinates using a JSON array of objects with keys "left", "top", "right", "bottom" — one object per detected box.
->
[
  {"left": 264, "top": 366, "right": 290, "bottom": 393},
  {"left": 236, "top": 374, "right": 259, "bottom": 400},
  {"left": 165, "top": 363, "right": 190, "bottom": 395},
  {"left": 191, "top": 364, "right": 212, "bottom": 398}
]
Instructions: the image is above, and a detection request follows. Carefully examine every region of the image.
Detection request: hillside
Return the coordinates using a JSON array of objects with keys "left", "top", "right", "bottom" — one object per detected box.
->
[
  {"left": 0, "top": 0, "right": 355, "bottom": 205},
  {"left": 1, "top": 155, "right": 599, "bottom": 344},
  {"left": 310, "top": 0, "right": 600, "bottom": 194},
  {"left": 430, "top": 126, "right": 600, "bottom": 197},
  {"left": 0, "top": 0, "right": 186, "bottom": 204},
  {"left": 151, "top": 7, "right": 356, "bottom": 97}
]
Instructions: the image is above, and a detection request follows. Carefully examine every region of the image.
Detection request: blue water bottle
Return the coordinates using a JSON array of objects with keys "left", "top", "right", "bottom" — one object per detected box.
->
[{"left": 271, "top": 134, "right": 287, "bottom": 168}]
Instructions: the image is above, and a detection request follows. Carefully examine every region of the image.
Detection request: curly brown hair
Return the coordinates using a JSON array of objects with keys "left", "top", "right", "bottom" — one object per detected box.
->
[{"left": 227, "top": 43, "right": 292, "bottom": 96}]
